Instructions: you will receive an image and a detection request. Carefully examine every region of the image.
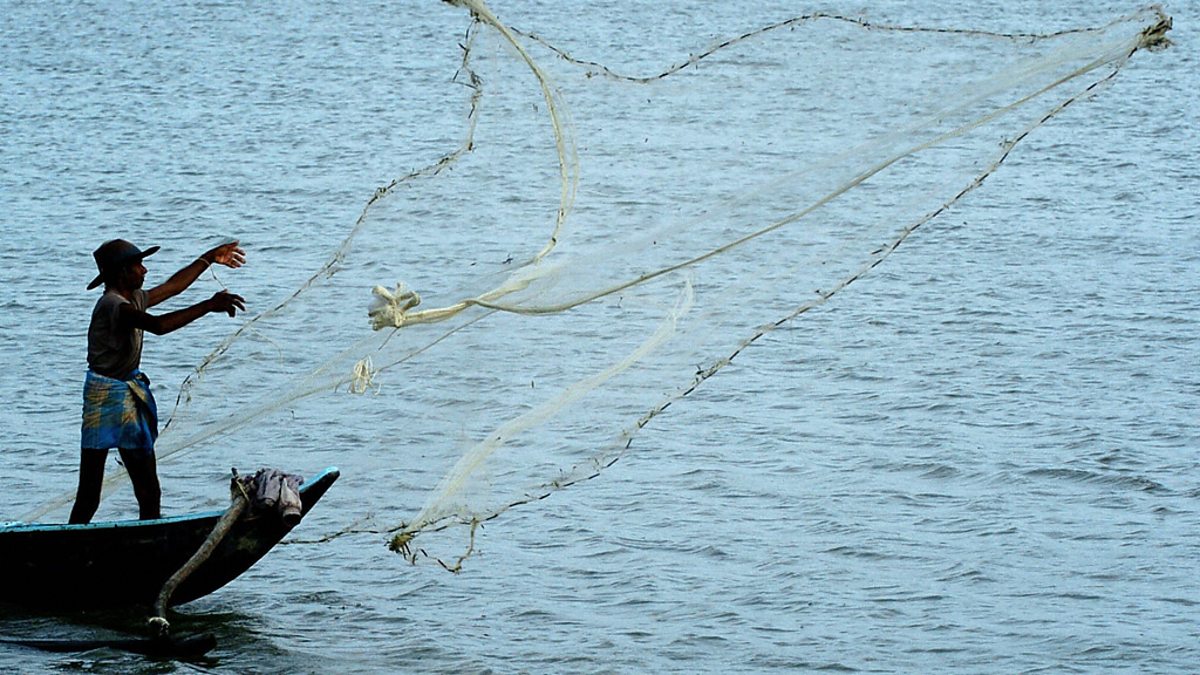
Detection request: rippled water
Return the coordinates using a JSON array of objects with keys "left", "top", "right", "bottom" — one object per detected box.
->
[{"left": 2, "top": 1, "right": 1197, "bottom": 673}]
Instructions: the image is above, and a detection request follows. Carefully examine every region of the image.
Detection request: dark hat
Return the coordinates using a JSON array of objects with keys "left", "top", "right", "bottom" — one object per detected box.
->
[{"left": 87, "top": 239, "right": 160, "bottom": 290}]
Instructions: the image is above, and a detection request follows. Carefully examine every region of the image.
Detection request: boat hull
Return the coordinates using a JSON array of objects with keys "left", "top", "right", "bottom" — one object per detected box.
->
[{"left": 0, "top": 467, "right": 339, "bottom": 610}]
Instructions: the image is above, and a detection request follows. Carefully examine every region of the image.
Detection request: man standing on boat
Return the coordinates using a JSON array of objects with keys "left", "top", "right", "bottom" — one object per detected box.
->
[{"left": 70, "top": 239, "right": 246, "bottom": 525}]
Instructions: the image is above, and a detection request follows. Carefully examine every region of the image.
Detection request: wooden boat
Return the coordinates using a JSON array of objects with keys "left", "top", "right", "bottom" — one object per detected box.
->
[{"left": 0, "top": 467, "right": 339, "bottom": 611}]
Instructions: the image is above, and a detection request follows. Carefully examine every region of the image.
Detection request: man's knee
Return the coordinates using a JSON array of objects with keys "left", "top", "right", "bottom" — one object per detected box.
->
[{"left": 119, "top": 449, "right": 161, "bottom": 519}]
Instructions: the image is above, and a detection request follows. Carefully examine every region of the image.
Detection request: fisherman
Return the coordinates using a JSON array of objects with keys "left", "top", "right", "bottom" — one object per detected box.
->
[{"left": 70, "top": 239, "right": 246, "bottom": 524}]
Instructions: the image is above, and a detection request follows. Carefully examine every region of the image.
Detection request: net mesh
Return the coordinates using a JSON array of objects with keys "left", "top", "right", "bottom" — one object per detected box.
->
[{"left": 25, "top": 1, "right": 1172, "bottom": 569}]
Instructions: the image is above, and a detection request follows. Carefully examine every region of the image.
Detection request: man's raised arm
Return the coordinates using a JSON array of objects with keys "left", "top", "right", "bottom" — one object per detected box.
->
[{"left": 147, "top": 241, "right": 245, "bottom": 308}]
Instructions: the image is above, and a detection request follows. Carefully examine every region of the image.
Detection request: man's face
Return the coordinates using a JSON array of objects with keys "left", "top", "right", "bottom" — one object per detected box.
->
[{"left": 118, "top": 261, "right": 147, "bottom": 289}]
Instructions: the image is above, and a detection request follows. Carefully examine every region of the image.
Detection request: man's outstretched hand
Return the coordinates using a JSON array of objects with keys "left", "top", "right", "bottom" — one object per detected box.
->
[
  {"left": 206, "top": 241, "right": 246, "bottom": 269},
  {"left": 209, "top": 290, "right": 246, "bottom": 317}
]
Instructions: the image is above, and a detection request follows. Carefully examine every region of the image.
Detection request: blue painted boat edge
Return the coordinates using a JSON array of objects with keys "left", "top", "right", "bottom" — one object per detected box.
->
[{"left": 0, "top": 466, "right": 341, "bottom": 534}]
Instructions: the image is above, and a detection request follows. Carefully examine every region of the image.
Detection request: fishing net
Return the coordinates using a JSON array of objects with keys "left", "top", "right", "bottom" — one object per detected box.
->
[{"left": 26, "top": 1, "right": 1171, "bottom": 568}]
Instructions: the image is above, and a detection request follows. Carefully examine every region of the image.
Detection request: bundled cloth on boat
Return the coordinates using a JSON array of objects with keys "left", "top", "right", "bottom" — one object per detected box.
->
[{"left": 234, "top": 468, "right": 304, "bottom": 526}]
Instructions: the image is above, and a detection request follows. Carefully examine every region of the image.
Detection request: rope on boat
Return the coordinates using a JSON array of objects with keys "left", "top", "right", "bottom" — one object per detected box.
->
[
  {"left": 147, "top": 468, "right": 302, "bottom": 636},
  {"left": 149, "top": 475, "right": 251, "bottom": 636}
]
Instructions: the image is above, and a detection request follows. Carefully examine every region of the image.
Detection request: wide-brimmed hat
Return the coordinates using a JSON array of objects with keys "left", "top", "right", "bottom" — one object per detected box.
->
[{"left": 87, "top": 239, "right": 160, "bottom": 290}]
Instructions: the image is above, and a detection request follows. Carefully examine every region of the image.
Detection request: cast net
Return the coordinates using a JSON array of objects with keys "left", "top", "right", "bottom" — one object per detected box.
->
[{"left": 26, "top": 1, "right": 1171, "bottom": 568}]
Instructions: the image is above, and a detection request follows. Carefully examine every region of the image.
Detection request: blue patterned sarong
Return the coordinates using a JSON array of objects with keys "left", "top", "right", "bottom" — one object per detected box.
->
[{"left": 80, "top": 370, "right": 158, "bottom": 454}]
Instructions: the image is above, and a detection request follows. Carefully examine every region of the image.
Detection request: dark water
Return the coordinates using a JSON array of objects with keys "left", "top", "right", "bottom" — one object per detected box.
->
[{"left": 1, "top": 1, "right": 1197, "bottom": 672}]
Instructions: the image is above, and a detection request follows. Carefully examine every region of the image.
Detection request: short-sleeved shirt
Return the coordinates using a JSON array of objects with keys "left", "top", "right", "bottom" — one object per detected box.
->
[{"left": 87, "top": 289, "right": 147, "bottom": 380}]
